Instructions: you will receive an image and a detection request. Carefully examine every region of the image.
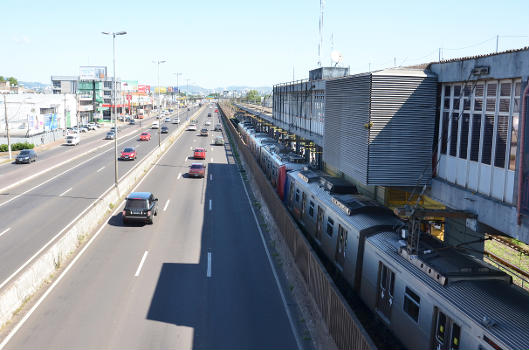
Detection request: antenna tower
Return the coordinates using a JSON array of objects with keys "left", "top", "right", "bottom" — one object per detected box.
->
[{"left": 318, "top": 0, "right": 325, "bottom": 67}]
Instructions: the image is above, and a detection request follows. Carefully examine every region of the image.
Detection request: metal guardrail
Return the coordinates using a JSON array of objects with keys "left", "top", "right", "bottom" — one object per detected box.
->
[{"left": 219, "top": 103, "right": 376, "bottom": 350}]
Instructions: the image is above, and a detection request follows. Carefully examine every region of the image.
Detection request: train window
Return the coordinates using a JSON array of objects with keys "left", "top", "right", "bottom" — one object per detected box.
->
[
  {"left": 483, "top": 335, "right": 503, "bottom": 350},
  {"left": 451, "top": 323, "right": 461, "bottom": 350},
  {"left": 436, "top": 311, "right": 447, "bottom": 344},
  {"left": 326, "top": 218, "right": 334, "bottom": 237},
  {"left": 403, "top": 287, "right": 420, "bottom": 322},
  {"left": 309, "top": 201, "right": 314, "bottom": 217},
  {"left": 295, "top": 189, "right": 300, "bottom": 202}
]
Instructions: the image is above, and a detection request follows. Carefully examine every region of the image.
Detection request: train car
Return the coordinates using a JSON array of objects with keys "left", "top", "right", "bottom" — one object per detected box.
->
[{"left": 285, "top": 170, "right": 529, "bottom": 350}]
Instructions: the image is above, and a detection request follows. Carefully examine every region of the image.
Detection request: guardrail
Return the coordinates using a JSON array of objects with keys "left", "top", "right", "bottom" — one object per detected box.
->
[
  {"left": 0, "top": 107, "right": 204, "bottom": 330},
  {"left": 219, "top": 102, "right": 376, "bottom": 350}
]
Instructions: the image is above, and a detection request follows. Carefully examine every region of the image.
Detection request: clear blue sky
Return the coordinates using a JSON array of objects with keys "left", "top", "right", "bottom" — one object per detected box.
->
[{"left": 2, "top": 0, "right": 528, "bottom": 89}]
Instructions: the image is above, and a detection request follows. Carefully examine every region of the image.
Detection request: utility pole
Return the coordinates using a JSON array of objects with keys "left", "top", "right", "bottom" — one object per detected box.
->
[
  {"left": 154, "top": 60, "right": 166, "bottom": 147},
  {"left": 496, "top": 35, "right": 499, "bottom": 53},
  {"left": 3, "top": 95, "right": 12, "bottom": 159}
]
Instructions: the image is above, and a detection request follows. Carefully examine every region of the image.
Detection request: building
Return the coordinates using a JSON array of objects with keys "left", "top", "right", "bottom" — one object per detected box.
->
[{"left": 51, "top": 76, "right": 78, "bottom": 94}]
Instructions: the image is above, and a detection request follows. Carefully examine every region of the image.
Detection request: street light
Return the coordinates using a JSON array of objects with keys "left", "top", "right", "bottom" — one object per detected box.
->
[
  {"left": 102, "top": 30, "right": 127, "bottom": 188},
  {"left": 153, "top": 60, "right": 166, "bottom": 147},
  {"left": 173, "top": 73, "right": 182, "bottom": 121}
]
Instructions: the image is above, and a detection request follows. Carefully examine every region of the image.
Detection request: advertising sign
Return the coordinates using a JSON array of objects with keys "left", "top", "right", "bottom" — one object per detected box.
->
[
  {"left": 138, "top": 85, "right": 151, "bottom": 94},
  {"left": 79, "top": 66, "right": 107, "bottom": 80},
  {"left": 122, "top": 80, "right": 138, "bottom": 92}
]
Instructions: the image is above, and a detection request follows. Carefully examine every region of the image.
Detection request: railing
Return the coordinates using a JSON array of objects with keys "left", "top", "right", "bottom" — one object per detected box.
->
[{"left": 219, "top": 102, "right": 376, "bottom": 350}]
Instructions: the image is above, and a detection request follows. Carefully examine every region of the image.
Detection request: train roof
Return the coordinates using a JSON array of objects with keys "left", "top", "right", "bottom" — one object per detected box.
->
[
  {"left": 367, "top": 231, "right": 529, "bottom": 350},
  {"left": 289, "top": 170, "right": 399, "bottom": 232}
]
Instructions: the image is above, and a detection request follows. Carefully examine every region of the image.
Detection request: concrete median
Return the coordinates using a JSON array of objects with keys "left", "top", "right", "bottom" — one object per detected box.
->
[{"left": 0, "top": 107, "right": 204, "bottom": 330}]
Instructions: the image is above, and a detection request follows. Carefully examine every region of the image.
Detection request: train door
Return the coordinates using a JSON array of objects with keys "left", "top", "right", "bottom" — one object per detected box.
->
[
  {"left": 301, "top": 192, "right": 307, "bottom": 217},
  {"left": 334, "top": 224, "right": 347, "bottom": 269},
  {"left": 432, "top": 308, "right": 461, "bottom": 350},
  {"left": 376, "top": 262, "right": 395, "bottom": 321},
  {"left": 315, "top": 206, "right": 324, "bottom": 242},
  {"left": 288, "top": 182, "right": 295, "bottom": 209}
]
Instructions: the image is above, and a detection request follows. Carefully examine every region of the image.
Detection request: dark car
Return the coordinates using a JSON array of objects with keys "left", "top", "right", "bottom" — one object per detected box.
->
[
  {"left": 161, "top": 126, "right": 169, "bottom": 134},
  {"left": 105, "top": 131, "right": 116, "bottom": 140},
  {"left": 129, "top": 119, "right": 136, "bottom": 125},
  {"left": 15, "top": 149, "right": 37, "bottom": 164},
  {"left": 122, "top": 192, "right": 158, "bottom": 225},
  {"left": 188, "top": 163, "right": 206, "bottom": 178}
]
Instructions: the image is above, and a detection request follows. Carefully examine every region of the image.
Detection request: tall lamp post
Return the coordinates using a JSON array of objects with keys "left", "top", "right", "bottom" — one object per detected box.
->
[
  {"left": 153, "top": 60, "right": 166, "bottom": 147},
  {"left": 102, "top": 30, "right": 127, "bottom": 188},
  {"left": 173, "top": 72, "right": 182, "bottom": 121}
]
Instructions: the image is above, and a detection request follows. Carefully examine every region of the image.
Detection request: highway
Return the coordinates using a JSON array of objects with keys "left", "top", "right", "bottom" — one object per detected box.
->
[
  {"left": 0, "top": 107, "right": 198, "bottom": 290},
  {"left": 1, "top": 105, "right": 300, "bottom": 349}
]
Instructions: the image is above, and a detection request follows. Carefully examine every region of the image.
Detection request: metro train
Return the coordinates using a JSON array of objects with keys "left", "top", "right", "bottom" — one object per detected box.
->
[{"left": 233, "top": 117, "right": 529, "bottom": 350}]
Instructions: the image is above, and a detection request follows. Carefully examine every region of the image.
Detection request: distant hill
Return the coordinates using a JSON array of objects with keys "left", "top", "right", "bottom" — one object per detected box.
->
[{"left": 19, "top": 81, "right": 51, "bottom": 91}]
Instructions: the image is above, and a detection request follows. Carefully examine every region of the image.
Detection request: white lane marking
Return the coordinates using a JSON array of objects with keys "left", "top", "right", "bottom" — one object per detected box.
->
[
  {"left": 134, "top": 251, "right": 149, "bottom": 277},
  {"left": 190, "top": 146, "right": 193, "bottom": 150},
  {"left": 211, "top": 148, "right": 214, "bottom": 152},
  {"left": 59, "top": 187, "right": 72, "bottom": 197},
  {"left": 184, "top": 156, "right": 188, "bottom": 162},
  {"left": 0, "top": 228, "right": 11, "bottom": 238},
  {"left": 209, "top": 174, "right": 212, "bottom": 181},
  {"left": 163, "top": 199, "right": 170, "bottom": 211},
  {"left": 237, "top": 167, "right": 303, "bottom": 350},
  {"left": 210, "top": 157, "right": 214, "bottom": 162},
  {"left": 209, "top": 199, "right": 212, "bottom": 211},
  {"left": 207, "top": 252, "right": 212, "bottom": 278},
  {"left": 193, "top": 139, "right": 196, "bottom": 142},
  {"left": 177, "top": 172, "right": 182, "bottom": 180},
  {"left": 96, "top": 166, "right": 105, "bottom": 173}
]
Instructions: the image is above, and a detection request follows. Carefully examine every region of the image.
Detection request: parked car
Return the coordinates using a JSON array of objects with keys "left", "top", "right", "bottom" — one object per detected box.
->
[
  {"left": 200, "top": 128, "right": 209, "bottom": 136},
  {"left": 161, "top": 126, "right": 169, "bottom": 134},
  {"left": 140, "top": 132, "right": 151, "bottom": 141},
  {"left": 122, "top": 192, "right": 158, "bottom": 225},
  {"left": 214, "top": 135, "right": 224, "bottom": 145},
  {"left": 214, "top": 124, "right": 222, "bottom": 131},
  {"left": 15, "top": 149, "right": 37, "bottom": 164},
  {"left": 65, "top": 134, "right": 80, "bottom": 145},
  {"left": 105, "top": 131, "right": 116, "bottom": 140},
  {"left": 87, "top": 123, "right": 97, "bottom": 130},
  {"left": 193, "top": 147, "right": 206, "bottom": 159},
  {"left": 120, "top": 147, "right": 137, "bottom": 160},
  {"left": 188, "top": 163, "right": 206, "bottom": 178}
]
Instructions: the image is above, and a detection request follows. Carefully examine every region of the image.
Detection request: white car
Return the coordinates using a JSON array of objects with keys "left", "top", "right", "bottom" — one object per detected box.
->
[
  {"left": 152, "top": 121, "right": 160, "bottom": 129},
  {"left": 65, "top": 134, "right": 80, "bottom": 146},
  {"left": 187, "top": 124, "right": 197, "bottom": 131},
  {"left": 205, "top": 121, "right": 211, "bottom": 126},
  {"left": 165, "top": 117, "right": 171, "bottom": 122},
  {"left": 172, "top": 117, "right": 180, "bottom": 124}
]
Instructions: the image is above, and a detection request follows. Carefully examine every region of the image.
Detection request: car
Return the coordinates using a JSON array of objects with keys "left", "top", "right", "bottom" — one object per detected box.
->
[
  {"left": 214, "top": 123, "right": 222, "bottom": 131},
  {"left": 200, "top": 128, "right": 209, "bottom": 136},
  {"left": 207, "top": 113, "right": 212, "bottom": 117},
  {"left": 15, "top": 149, "right": 37, "bottom": 164},
  {"left": 105, "top": 131, "right": 116, "bottom": 140},
  {"left": 87, "top": 123, "right": 97, "bottom": 130},
  {"left": 122, "top": 192, "right": 158, "bottom": 225},
  {"left": 161, "top": 126, "right": 169, "bottom": 134},
  {"left": 75, "top": 126, "right": 88, "bottom": 133},
  {"left": 215, "top": 109, "right": 218, "bottom": 113},
  {"left": 140, "top": 132, "right": 151, "bottom": 141},
  {"left": 129, "top": 119, "right": 136, "bottom": 125},
  {"left": 188, "top": 163, "right": 206, "bottom": 178},
  {"left": 205, "top": 121, "right": 211, "bottom": 126},
  {"left": 152, "top": 121, "right": 159, "bottom": 129},
  {"left": 187, "top": 124, "right": 197, "bottom": 131},
  {"left": 120, "top": 147, "right": 137, "bottom": 160},
  {"left": 214, "top": 135, "right": 224, "bottom": 145},
  {"left": 172, "top": 117, "right": 180, "bottom": 124},
  {"left": 110, "top": 126, "right": 118, "bottom": 133},
  {"left": 193, "top": 147, "right": 206, "bottom": 159},
  {"left": 65, "top": 134, "right": 80, "bottom": 145},
  {"left": 164, "top": 117, "right": 171, "bottom": 122}
]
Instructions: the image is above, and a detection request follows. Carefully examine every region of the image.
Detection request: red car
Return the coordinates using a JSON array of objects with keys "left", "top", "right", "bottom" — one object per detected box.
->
[
  {"left": 120, "top": 147, "right": 137, "bottom": 160},
  {"left": 188, "top": 163, "right": 206, "bottom": 178},
  {"left": 193, "top": 147, "right": 206, "bottom": 159},
  {"left": 140, "top": 132, "right": 151, "bottom": 141}
]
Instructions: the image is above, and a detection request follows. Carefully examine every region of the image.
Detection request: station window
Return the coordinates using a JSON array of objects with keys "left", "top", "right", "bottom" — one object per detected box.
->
[
  {"left": 309, "top": 201, "right": 314, "bottom": 217},
  {"left": 326, "top": 218, "right": 334, "bottom": 237},
  {"left": 403, "top": 287, "right": 420, "bottom": 322}
]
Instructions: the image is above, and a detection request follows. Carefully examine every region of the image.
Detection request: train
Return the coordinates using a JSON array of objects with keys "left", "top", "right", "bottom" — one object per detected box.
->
[{"left": 234, "top": 114, "right": 529, "bottom": 350}]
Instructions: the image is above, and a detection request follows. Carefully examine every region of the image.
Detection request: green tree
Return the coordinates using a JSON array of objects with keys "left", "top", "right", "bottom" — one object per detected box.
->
[
  {"left": 8, "top": 77, "right": 17, "bottom": 86},
  {"left": 0, "top": 76, "right": 5, "bottom": 82},
  {"left": 245, "top": 89, "right": 260, "bottom": 103}
]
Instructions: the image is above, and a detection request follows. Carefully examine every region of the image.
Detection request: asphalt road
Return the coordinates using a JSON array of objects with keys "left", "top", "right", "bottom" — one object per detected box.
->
[
  {"left": 1, "top": 104, "right": 300, "bottom": 349},
  {"left": 0, "top": 107, "right": 200, "bottom": 290}
]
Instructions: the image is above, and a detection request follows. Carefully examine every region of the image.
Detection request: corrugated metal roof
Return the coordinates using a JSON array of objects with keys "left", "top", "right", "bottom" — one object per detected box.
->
[{"left": 368, "top": 231, "right": 529, "bottom": 350}]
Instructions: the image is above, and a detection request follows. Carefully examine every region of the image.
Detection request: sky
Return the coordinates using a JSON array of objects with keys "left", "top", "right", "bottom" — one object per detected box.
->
[{"left": 2, "top": 0, "right": 529, "bottom": 89}]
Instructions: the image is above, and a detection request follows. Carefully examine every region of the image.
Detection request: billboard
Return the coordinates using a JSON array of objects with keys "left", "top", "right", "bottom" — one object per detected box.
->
[
  {"left": 79, "top": 66, "right": 107, "bottom": 80},
  {"left": 122, "top": 80, "right": 138, "bottom": 92},
  {"left": 138, "top": 85, "right": 151, "bottom": 93}
]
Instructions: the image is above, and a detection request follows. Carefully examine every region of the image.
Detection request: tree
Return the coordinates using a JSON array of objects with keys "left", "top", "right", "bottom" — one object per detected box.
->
[
  {"left": 0, "top": 76, "right": 5, "bottom": 82},
  {"left": 245, "top": 89, "right": 260, "bottom": 104},
  {"left": 8, "top": 77, "right": 17, "bottom": 86}
]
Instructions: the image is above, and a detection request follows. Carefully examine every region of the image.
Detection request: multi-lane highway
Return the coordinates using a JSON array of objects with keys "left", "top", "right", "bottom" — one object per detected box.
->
[{"left": 0, "top": 105, "right": 300, "bottom": 349}]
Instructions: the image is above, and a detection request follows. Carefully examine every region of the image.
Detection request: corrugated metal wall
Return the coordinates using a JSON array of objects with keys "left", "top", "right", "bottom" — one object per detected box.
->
[
  {"left": 369, "top": 73, "right": 437, "bottom": 185},
  {"left": 324, "top": 74, "right": 372, "bottom": 184},
  {"left": 324, "top": 70, "right": 437, "bottom": 187}
]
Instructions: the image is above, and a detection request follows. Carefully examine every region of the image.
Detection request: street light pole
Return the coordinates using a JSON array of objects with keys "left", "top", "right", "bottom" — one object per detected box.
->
[
  {"left": 2, "top": 95, "right": 11, "bottom": 160},
  {"left": 173, "top": 72, "right": 182, "bottom": 121},
  {"left": 153, "top": 60, "right": 166, "bottom": 147},
  {"left": 102, "top": 30, "right": 127, "bottom": 188}
]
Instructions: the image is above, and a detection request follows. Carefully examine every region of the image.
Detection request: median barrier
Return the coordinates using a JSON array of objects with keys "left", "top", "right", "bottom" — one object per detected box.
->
[{"left": 0, "top": 107, "right": 204, "bottom": 330}]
